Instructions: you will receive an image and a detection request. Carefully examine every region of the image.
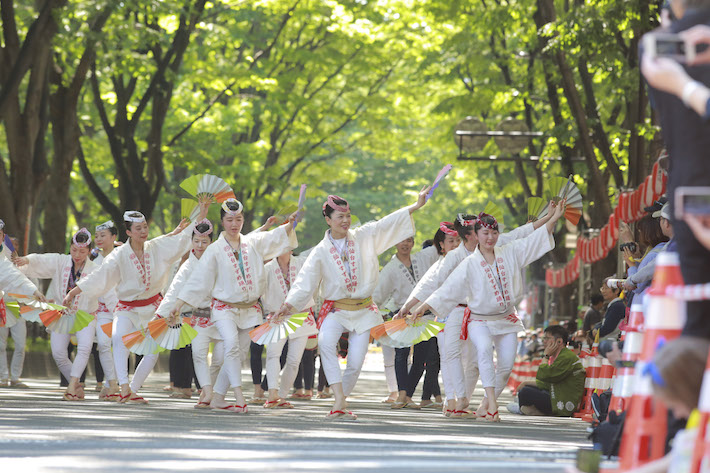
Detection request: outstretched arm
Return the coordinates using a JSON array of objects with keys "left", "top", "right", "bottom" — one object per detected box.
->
[{"left": 408, "top": 186, "right": 432, "bottom": 214}]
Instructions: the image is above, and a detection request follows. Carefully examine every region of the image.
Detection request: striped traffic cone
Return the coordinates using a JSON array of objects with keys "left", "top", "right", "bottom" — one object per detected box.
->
[
  {"left": 617, "top": 252, "right": 685, "bottom": 471},
  {"left": 608, "top": 303, "right": 645, "bottom": 414},
  {"left": 575, "top": 336, "right": 601, "bottom": 420}
]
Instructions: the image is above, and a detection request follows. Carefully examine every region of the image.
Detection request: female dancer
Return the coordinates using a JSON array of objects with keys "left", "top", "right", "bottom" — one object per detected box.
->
[
  {"left": 274, "top": 188, "right": 430, "bottom": 419},
  {"left": 64, "top": 204, "right": 208, "bottom": 404},
  {"left": 14, "top": 229, "right": 99, "bottom": 400},
  {"left": 372, "top": 236, "right": 438, "bottom": 409},
  {"left": 402, "top": 210, "right": 551, "bottom": 417},
  {"left": 414, "top": 201, "right": 565, "bottom": 421},
  {"left": 171, "top": 199, "right": 298, "bottom": 413},
  {"left": 261, "top": 250, "right": 318, "bottom": 408},
  {"left": 92, "top": 220, "right": 120, "bottom": 400},
  {"left": 157, "top": 219, "right": 222, "bottom": 407}
]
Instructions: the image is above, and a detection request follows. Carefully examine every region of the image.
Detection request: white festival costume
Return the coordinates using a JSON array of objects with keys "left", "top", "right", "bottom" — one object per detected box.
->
[
  {"left": 92, "top": 252, "right": 119, "bottom": 386},
  {"left": 0, "top": 259, "right": 37, "bottom": 382},
  {"left": 178, "top": 227, "right": 297, "bottom": 395},
  {"left": 425, "top": 226, "right": 555, "bottom": 396},
  {"left": 407, "top": 223, "right": 534, "bottom": 401},
  {"left": 21, "top": 254, "right": 99, "bottom": 380},
  {"left": 262, "top": 255, "right": 318, "bottom": 398},
  {"left": 285, "top": 207, "right": 415, "bottom": 395},
  {"left": 78, "top": 224, "right": 196, "bottom": 391},
  {"left": 156, "top": 250, "right": 223, "bottom": 388}
]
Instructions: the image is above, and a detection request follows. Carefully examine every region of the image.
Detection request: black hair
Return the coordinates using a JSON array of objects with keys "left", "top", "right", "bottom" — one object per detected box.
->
[
  {"left": 637, "top": 215, "right": 669, "bottom": 249},
  {"left": 74, "top": 232, "right": 90, "bottom": 244},
  {"left": 433, "top": 223, "right": 456, "bottom": 255},
  {"left": 474, "top": 214, "right": 499, "bottom": 233},
  {"left": 453, "top": 214, "right": 476, "bottom": 239},
  {"left": 422, "top": 239, "right": 434, "bottom": 249},
  {"left": 220, "top": 201, "right": 243, "bottom": 220},
  {"left": 108, "top": 227, "right": 118, "bottom": 237},
  {"left": 193, "top": 223, "right": 214, "bottom": 241},
  {"left": 544, "top": 325, "right": 569, "bottom": 345},
  {"left": 124, "top": 212, "right": 144, "bottom": 232},
  {"left": 591, "top": 294, "right": 604, "bottom": 306},
  {"left": 323, "top": 197, "right": 349, "bottom": 218}
]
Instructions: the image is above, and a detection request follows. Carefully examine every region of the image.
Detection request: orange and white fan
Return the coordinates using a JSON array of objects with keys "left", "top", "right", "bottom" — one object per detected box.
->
[
  {"left": 6, "top": 294, "right": 61, "bottom": 323},
  {"left": 180, "top": 174, "right": 236, "bottom": 219},
  {"left": 383, "top": 317, "right": 444, "bottom": 346},
  {"left": 540, "top": 175, "right": 583, "bottom": 225},
  {"left": 147, "top": 317, "right": 198, "bottom": 350},
  {"left": 39, "top": 308, "right": 94, "bottom": 334},
  {"left": 249, "top": 313, "right": 309, "bottom": 345},
  {"left": 122, "top": 328, "right": 166, "bottom": 355},
  {"left": 527, "top": 197, "right": 546, "bottom": 222}
]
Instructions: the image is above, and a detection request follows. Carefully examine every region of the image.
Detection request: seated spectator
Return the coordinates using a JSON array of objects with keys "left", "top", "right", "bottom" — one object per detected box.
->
[
  {"left": 506, "top": 325, "right": 586, "bottom": 417},
  {"left": 597, "top": 278, "right": 626, "bottom": 341},
  {"left": 582, "top": 294, "right": 605, "bottom": 335},
  {"left": 524, "top": 333, "right": 541, "bottom": 358},
  {"left": 623, "top": 212, "right": 671, "bottom": 300}
]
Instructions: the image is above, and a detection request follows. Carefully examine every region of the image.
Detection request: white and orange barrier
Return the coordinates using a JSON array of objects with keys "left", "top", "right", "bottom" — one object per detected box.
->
[
  {"left": 608, "top": 303, "right": 645, "bottom": 415},
  {"left": 507, "top": 356, "right": 543, "bottom": 395}
]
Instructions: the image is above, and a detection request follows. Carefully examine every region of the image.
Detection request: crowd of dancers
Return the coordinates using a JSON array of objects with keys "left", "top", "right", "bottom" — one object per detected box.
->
[{"left": 0, "top": 185, "right": 566, "bottom": 421}]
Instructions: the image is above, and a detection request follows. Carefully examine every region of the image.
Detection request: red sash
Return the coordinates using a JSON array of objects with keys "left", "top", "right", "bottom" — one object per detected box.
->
[
  {"left": 0, "top": 298, "right": 6, "bottom": 327},
  {"left": 317, "top": 300, "right": 335, "bottom": 329},
  {"left": 118, "top": 293, "right": 162, "bottom": 308},
  {"left": 460, "top": 307, "right": 471, "bottom": 340}
]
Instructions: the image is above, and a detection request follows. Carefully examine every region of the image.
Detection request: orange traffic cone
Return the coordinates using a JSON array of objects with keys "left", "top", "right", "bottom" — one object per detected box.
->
[
  {"left": 575, "top": 336, "right": 601, "bottom": 420},
  {"left": 617, "top": 252, "right": 685, "bottom": 471},
  {"left": 609, "top": 303, "right": 645, "bottom": 414}
]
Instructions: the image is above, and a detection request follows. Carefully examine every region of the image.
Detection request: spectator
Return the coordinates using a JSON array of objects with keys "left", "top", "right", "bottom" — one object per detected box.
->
[
  {"left": 506, "top": 325, "right": 586, "bottom": 417},
  {"left": 525, "top": 333, "right": 541, "bottom": 358},
  {"left": 640, "top": 0, "right": 710, "bottom": 340},
  {"left": 582, "top": 294, "right": 605, "bottom": 335},
  {"left": 622, "top": 214, "right": 670, "bottom": 301},
  {"left": 597, "top": 278, "right": 626, "bottom": 341}
]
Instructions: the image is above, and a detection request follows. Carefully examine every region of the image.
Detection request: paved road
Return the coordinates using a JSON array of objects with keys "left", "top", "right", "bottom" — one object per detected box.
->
[{"left": 0, "top": 350, "right": 594, "bottom": 472}]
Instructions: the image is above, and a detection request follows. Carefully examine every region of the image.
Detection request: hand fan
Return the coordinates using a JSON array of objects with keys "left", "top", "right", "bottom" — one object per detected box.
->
[
  {"left": 180, "top": 174, "right": 236, "bottom": 203},
  {"left": 483, "top": 201, "right": 505, "bottom": 226},
  {"left": 425, "top": 164, "right": 453, "bottom": 201},
  {"left": 293, "top": 184, "right": 307, "bottom": 229},
  {"left": 384, "top": 317, "right": 445, "bottom": 345},
  {"left": 101, "top": 321, "right": 113, "bottom": 338},
  {"left": 3, "top": 235, "right": 15, "bottom": 253},
  {"left": 181, "top": 199, "right": 200, "bottom": 221},
  {"left": 122, "top": 328, "right": 166, "bottom": 355},
  {"left": 370, "top": 323, "right": 388, "bottom": 340},
  {"left": 249, "top": 312, "right": 309, "bottom": 345},
  {"left": 7, "top": 294, "right": 64, "bottom": 323},
  {"left": 147, "top": 317, "right": 198, "bottom": 350},
  {"left": 40, "top": 308, "right": 94, "bottom": 334},
  {"left": 527, "top": 197, "right": 546, "bottom": 222},
  {"left": 542, "top": 175, "right": 583, "bottom": 225},
  {"left": 270, "top": 204, "right": 299, "bottom": 228}
]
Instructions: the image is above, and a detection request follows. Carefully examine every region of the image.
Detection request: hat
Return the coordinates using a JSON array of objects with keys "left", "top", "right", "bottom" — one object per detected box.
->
[
  {"left": 652, "top": 202, "right": 671, "bottom": 220},
  {"left": 644, "top": 196, "right": 668, "bottom": 215}
]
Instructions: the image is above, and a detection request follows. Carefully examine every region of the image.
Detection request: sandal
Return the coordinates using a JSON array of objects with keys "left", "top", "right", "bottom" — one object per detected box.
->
[
  {"left": 194, "top": 401, "right": 211, "bottom": 409},
  {"left": 169, "top": 392, "right": 191, "bottom": 399},
  {"left": 325, "top": 410, "right": 357, "bottom": 420},
  {"left": 248, "top": 397, "right": 266, "bottom": 405},
  {"left": 276, "top": 401, "right": 294, "bottom": 409},
  {"left": 213, "top": 404, "right": 248, "bottom": 414},
  {"left": 443, "top": 409, "right": 456, "bottom": 418},
  {"left": 390, "top": 401, "right": 407, "bottom": 409},
  {"left": 120, "top": 393, "right": 149, "bottom": 404},
  {"left": 104, "top": 393, "right": 121, "bottom": 402},
  {"left": 263, "top": 400, "right": 280, "bottom": 409},
  {"left": 291, "top": 392, "right": 312, "bottom": 399},
  {"left": 484, "top": 410, "right": 501, "bottom": 422},
  {"left": 317, "top": 392, "right": 332, "bottom": 399},
  {"left": 62, "top": 392, "right": 82, "bottom": 401},
  {"left": 404, "top": 402, "right": 421, "bottom": 410}
]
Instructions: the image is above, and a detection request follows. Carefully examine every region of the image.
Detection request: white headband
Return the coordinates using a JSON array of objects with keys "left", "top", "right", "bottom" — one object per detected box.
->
[
  {"left": 221, "top": 198, "right": 243, "bottom": 216},
  {"left": 123, "top": 211, "right": 146, "bottom": 223},
  {"left": 72, "top": 228, "right": 92, "bottom": 248},
  {"left": 95, "top": 220, "right": 115, "bottom": 232},
  {"left": 194, "top": 219, "right": 213, "bottom": 236}
]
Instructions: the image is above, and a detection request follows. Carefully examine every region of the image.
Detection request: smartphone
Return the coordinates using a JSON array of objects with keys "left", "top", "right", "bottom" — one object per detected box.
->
[
  {"left": 644, "top": 33, "right": 696, "bottom": 62},
  {"left": 576, "top": 447, "right": 602, "bottom": 473},
  {"left": 675, "top": 187, "right": 710, "bottom": 219}
]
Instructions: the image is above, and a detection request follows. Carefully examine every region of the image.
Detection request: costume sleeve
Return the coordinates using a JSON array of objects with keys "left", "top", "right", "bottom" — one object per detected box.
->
[
  {"left": 0, "top": 259, "right": 38, "bottom": 295},
  {"left": 22, "top": 253, "right": 64, "bottom": 279},
  {"left": 285, "top": 249, "right": 323, "bottom": 312},
  {"left": 599, "top": 301, "right": 626, "bottom": 338},
  {"left": 179, "top": 249, "right": 218, "bottom": 308},
  {"left": 372, "top": 263, "right": 395, "bottom": 308},
  {"left": 150, "top": 221, "right": 196, "bottom": 266},
  {"left": 157, "top": 260, "right": 192, "bottom": 317},
  {"left": 496, "top": 222, "right": 534, "bottom": 246},
  {"left": 508, "top": 226, "right": 555, "bottom": 269},
  {"left": 77, "top": 250, "right": 122, "bottom": 300},
  {"left": 355, "top": 207, "right": 415, "bottom": 255},
  {"left": 425, "top": 259, "right": 471, "bottom": 319},
  {"left": 410, "top": 250, "right": 460, "bottom": 303},
  {"left": 248, "top": 225, "right": 298, "bottom": 261},
  {"left": 416, "top": 245, "right": 439, "bottom": 270}
]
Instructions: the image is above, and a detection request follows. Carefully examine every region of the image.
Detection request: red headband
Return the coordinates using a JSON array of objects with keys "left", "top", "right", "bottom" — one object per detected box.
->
[
  {"left": 456, "top": 213, "right": 476, "bottom": 227},
  {"left": 476, "top": 212, "right": 498, "bottom": 229},
  {"left": 322, "top": 195, "right": 349, "bottom": 214},
  {"left": 439, "top": 222, "right": 458, "bottom": 236}
]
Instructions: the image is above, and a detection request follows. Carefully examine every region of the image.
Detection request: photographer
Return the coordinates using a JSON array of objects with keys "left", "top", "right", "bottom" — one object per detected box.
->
[
  {"left": 640, "top": 0, "right": 710, "bottom": 339},
  {"left": 597, "top": 278, "right": 626, "bottom": 341},
  {"left": 622, "top": 214, "right": 670, "bottom": 300}
]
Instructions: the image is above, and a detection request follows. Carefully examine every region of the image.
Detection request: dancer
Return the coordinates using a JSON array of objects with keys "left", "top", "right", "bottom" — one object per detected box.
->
[
  {"left": 402, "top": 210, "right": 553, "bottom": 417},
  {"left": 64, "top": 204, "right": 209, "bottom": 404},
  {"left": 261, "top": 250, "right": 318, "bottom": 408},
  {"left": 157, "top": 219, "right": 222, "bottom": 408},
  {"left": 14, "top": 229, "right": 100, "bottom": 400},
  {"left": 413, "top": 200, "right": 565, "bottom": 421},
  {"left": 274, "top": 188, "right": 431, "bottom": 420},
  {"left": 170, "top": 199, "right": 298, "bottom": 413},
  {"left": 372, "top": 236, "right": 438, "bottom": 409},
  {"left": 92, "top": 220, "right": 120, "bottom": 400}
]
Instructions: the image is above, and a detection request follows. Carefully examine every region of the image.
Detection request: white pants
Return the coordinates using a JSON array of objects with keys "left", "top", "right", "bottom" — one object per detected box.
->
[
  {"left": 382, "top": 345, "right": 397, "bottom": 393},
  {"left": 470, "top": 324, "right": 517, "bottom": 398},
  {"left": 266, "top": 336, "right": 309, "bottom": 398},
  {"left": 318, "top": 316, "right": 370, "bottom": 396},
  {"left": 96, "top": 312, "right": 116, "bottom": 383},
  {"left": 112, "top": 314, "right": 158, "bottom": 392},
  {"left": 0, "top": 321, "right": 27, "bottom": 381},
  {"left": 436, "top": 331, "right": 454, "bottom": 400},
  {"left": 191, "top": 328, "right": 223, "bottom": 388},
  {"left": 443, "top": 308, "right": 479, "bottom": 399},
  {"left": 50, "top": 320, "right": 97, "bottom": 380},
  {"left": 212, "top": 319, "right": 251, "bottom": 395}
]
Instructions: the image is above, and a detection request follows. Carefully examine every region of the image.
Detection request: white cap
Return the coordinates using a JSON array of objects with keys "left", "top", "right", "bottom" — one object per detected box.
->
[{"left": 652, "top": 202, "right": 670, "bottom": 220}]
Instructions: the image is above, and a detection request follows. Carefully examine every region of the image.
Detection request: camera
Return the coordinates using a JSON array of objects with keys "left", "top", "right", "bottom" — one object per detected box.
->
[
  {"left": 675, "top": 187, "right": 710, "bottom": 219},
  {"left": 619, "top": 242, "right": 638, "bottom": 253},
  {"left": 644, "top": 32, "right": 697, "bottom": 63}
]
